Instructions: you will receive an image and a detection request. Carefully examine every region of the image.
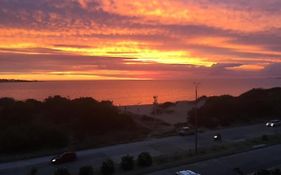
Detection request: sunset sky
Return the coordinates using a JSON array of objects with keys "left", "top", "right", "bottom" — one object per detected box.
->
[{"left": 0, "top": 0, "right": 281, "bottom": 80}]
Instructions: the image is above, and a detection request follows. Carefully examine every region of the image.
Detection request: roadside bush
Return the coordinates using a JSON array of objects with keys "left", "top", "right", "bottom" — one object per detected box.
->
[
  {"left": 188, "top": 88, "right": 281, "bottom": 128},
  {"left": 120, "top": 155, "right": 134, "bottom": 171},
  {"left": 272, "top": 168, "right": 281, "bottom": 174},
  {"left": 29, "top": 168, "right": 38, "bottom": 175},
  {"left": 262, "top": 135, "right": 269, "bottom": 141},
  {"left": 0, "top": 125, "right": 68, "bottom": 153},
  {"left": 137, "top": 152, "right": 152, "bottom": 167},
  {"left": 54, "top": 168, "right": 70, "bottom": 175},
  {"left": 233, "top": 167, "right": 243, "bottom": 175},
  {"left": 101, "top": 159, "right": 115, "bottom": 175},
  {"left": 253, "top": 168, "right": 281, "bottom": 175},
  {"left": 254, "top": 169, "right": 271, "bottom": 175},
  {"left": 0, "top": 96, "right": 141, "bottom": 153},
  {"left": 79, "top": 166, "right": 94, "bottom": 175}
]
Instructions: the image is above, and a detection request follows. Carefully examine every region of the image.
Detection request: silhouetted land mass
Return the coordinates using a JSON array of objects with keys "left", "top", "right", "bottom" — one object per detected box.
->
[
  {"left": 1, "top": 88, "right": 280, "bottom": 154},
  {"left": 0, "top": 79, "right": 38, "bottom": 83},
  {"left": 0, "top": 96, "right": 148, "bottom": 153},
  {"left": 188, "top": 87, "right": 281, "bottom": 128}
]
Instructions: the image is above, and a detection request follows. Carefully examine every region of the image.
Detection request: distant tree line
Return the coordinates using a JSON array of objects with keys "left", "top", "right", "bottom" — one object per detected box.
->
[
  {"left": 39, "top": 152, "right": 153, "bottom": 175},
  {"left": 0, "top": 79, "right": 37, "bottom": 83},
  {"left": 188, "top": 88, "right": 281, "bottom": 128},
  {"left": 0, "top": 96, "right": 145, "bottom": 153}
]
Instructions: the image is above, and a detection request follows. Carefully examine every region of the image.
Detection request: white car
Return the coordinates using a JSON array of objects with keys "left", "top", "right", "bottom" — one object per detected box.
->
[
  {"left": 266, "top": 120, "right": 281, "bottom": 127},
  {"left": 176, "top": 170, "right": 200, "bottom": 175},
  {"left": 178, "top": 126, "right": 191, "bottom": 136}
]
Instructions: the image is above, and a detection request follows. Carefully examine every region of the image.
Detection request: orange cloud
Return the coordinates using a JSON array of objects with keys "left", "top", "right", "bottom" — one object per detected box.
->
[
  {"left": 78, "top": 0, "right": 89, "bottom": 8},
  {"left": 101, "top": 0, "right": 281, "bottom": 32},
  {"left": 1, "top": 0, "right": 281, "bottom": 80}
]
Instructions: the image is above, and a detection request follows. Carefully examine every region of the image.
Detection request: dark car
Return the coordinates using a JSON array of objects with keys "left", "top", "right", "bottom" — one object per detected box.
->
[{"left": 51, "top": 152, "right": 77, "bottom": 165}]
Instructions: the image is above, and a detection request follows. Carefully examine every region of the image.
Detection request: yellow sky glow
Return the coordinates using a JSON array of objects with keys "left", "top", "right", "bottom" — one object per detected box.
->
[{"left": 0, "top": 0, "right": 281, "bottom": 80}]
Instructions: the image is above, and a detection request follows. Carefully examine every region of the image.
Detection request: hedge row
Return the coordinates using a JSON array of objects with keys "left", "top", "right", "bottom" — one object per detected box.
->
[{"left": 29, "top": 152, "right": 153, "bottom": 175}]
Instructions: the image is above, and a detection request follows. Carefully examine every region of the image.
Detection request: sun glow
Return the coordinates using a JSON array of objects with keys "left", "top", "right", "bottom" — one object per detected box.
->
[{"left": 53, "top": 42, "right": 214, "bottom": 67}]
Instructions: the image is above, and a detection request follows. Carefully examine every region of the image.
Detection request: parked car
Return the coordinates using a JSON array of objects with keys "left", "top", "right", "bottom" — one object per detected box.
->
[
  {"left": 51, "top": 152, "right": 77, "bottom": 165},
  {"left": 176, "top": 170, "right": 200, "bottom": 175},
  {"left": 213, "top": 133, "right": 222, "bottom": 142},
  {"left": 266, "top": 120, "right": 281, "bottom": 127},
  {"left": 178, "top": 126, "right": 191, "bottom": 136}
]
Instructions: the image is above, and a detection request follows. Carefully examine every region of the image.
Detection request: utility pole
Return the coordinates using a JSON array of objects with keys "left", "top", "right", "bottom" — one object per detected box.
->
[{"left": 194, "top": 82, "right": 200, "bottom": 154}]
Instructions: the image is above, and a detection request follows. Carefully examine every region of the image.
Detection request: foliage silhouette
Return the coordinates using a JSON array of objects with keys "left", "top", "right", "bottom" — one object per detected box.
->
[
  {"left": 188, "top": 88, "right": 281, "bottom": 128},
  {"left": 137, "top": 152, "right": 152, "bottom": 167},
  {"left": 79, "top": 166, "right": 94, "bottom": 175},
  {"left": 101, "top": 159, "right": 115, "bottom": 175},
  {"left": 120, "top": 155, "right": 134, "bottom": 171},
  {"left": 0, "top": 96, "right": 144, "bottom": 153},
  {"left": 54, "top": 168, "right": 71, "bottom": 175}
]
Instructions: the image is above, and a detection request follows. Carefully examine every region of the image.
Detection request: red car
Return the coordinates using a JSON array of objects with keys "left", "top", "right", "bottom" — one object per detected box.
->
[{"left": 51, "top": 152, "right": 77, "bottom": 165}]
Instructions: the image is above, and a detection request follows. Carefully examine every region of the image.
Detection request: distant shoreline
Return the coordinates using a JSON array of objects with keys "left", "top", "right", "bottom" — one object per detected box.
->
[{"left": 0, "top": 79, "right": 39, "bottom": 83}]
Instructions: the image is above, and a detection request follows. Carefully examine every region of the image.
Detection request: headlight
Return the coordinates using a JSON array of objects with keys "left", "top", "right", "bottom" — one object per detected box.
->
[
  {"left": 52, "top": 159, "right": 56, "bottom": 162},
  {"left": 270, "top": 123, "right": 274, "bottom": 127},
  {"left": 214, "top": 136, "right": 218, "bottom": 138},
  {"left": 266, "top": 123, "right": 269, "bottom": 126}
]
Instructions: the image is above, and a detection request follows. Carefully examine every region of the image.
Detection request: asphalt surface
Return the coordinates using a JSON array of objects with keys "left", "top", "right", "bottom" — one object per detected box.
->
[
  {"left": 146, "top": 144, "right": 281, "bottom": 175},
  {"left": 0, "top": 123, "right": 280, "bottom": 175}
]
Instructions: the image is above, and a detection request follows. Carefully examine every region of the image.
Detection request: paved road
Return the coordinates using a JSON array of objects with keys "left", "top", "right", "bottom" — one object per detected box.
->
[
  {"left": 0, "top": 123, "right": 280, "bottom": 175},
  {"left": 147, "top": 144, "right": 281, "bottom": 175}
]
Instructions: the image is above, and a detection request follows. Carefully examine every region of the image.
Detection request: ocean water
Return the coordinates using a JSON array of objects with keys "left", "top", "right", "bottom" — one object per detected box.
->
[{"left": 0, "top": 79, "right": 280, "bottom": 105}]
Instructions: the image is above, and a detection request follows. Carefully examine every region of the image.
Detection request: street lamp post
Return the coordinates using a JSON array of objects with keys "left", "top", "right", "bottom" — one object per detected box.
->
[{"left": 194, "top": 82, "right": 200, "bottom": 154}]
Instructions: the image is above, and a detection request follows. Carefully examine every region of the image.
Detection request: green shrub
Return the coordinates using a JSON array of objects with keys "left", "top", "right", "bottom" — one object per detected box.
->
[
  {"left": 253, "top": 168, "right": 281, "bottom": 175},
  {"left": 0, "top": 96, "right": 140, "bottom": 153},
  {"left": 233, "top": 167, "right": 244, "bottom": 175},
  {"left": 120, "top": 155, "right": 134, "bottom": 171},
  {"left": 79, "top": 166, "right": 94, "bottom": 175},
  {"left": 262, "top": 135, "right": 269, "bottom": 141},
  {"left": 29, "top": 168, "right": 38, "bottom": 175},
  {"left": 101, "top": 159, "right": 115, "bottom": 175},
  {"left": 137, "top": 152, "right": 152, "bottom": 167},
  {"left": 199, "top": 149, "right": 207, "bottom": 154},
  {"left": 54, "top": 168, "right": 70, "bottom": 175},
  {"left": 271, "top": 168, "right": 281, "bottom": 174},
  {"left": 254, "top": 169, "right": 271, "bottom": 175}
]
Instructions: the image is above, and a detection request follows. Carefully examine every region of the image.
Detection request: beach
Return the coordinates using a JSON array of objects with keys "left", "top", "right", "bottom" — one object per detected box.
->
[{"left": 121, "top": 100, "right": 205, "bottom": 125}]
